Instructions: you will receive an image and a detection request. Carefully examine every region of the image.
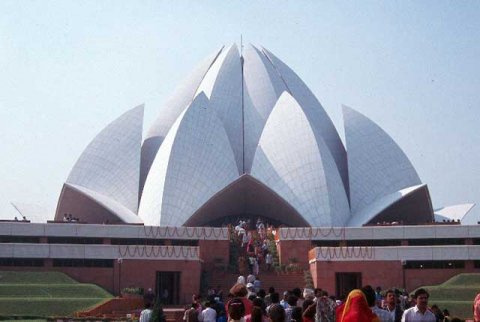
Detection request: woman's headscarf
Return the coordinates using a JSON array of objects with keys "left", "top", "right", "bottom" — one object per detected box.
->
[
  {"left": 237, "top": 276, "right": 246, "bottom": 285},
  {"left": 336, "top": 289, "right": 380, "bottom": 322}
]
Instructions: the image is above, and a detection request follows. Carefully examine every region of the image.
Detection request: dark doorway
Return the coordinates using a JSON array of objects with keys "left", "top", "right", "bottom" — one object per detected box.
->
[
  {"left": 184, "top": 175, "right": 309, "bottom": 227},
  {"left": 156, "top": 271, "right": 180, "bottom": 305},
  {"left": 335, "top": 272, "right": 361, "bottom": 298}
]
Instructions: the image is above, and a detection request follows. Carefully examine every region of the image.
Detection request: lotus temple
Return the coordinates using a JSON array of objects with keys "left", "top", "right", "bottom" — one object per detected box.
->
[{"left": 2, "top": 44, "right": 479, "bottom": 305}]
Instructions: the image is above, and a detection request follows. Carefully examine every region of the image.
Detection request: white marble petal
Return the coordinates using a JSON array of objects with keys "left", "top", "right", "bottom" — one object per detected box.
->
[
  {"left": 243, "top": 44, "right": 287, "bottom": 172},
  {"left": 138, "top": 93, "right": 239, "bottom": 226},
  {"left": 140, "top": 47, "right": 224, "bottom": 191},
  {"left": 195, "top": 45, "right": 243, "bottom": 174},
  {"left": 262, "top": 47, "right": 349, "bottom": 197},
  {"left": 66, "top": 105, "right": 144, "bottom": 213},
  {"left": 347, "top": 184, "right": 427, "bottom": 227},
  {"left": 251, "top": 92, "right": 350, "bottom": 227},
  {"left": 344, "top": 105, "right": 422, "bottom": 215},
  {"left": 434, "top": 203, "right": 476, "bottom": 223},
  {"left": 65, "top": 183, "right": 143, "bottom": 224}
]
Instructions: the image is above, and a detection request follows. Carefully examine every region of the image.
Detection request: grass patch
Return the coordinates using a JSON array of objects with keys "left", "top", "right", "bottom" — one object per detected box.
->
[
  {"left": 0, "top": 271, "right": 112, "bottom": 317},
  {"left": 441, "top": 273, "right": 480, "bottom": 287},
  {"left": 415, "top": 273, "right": 480, "bottom": 319},
  {"left": 0, "top": 284, "right": 112, "bottom": 298},
  {"left": 0, "top": 320, "right": 47, "bottom": 322},
  {"left": 0, "top": 298, "right": 107, "bottom": 316},
  {"left": 426, "top": 300, "right": 472, "bottom": 319},
  {"left": 427, "top": 286, "right": 478, "bottom": 301}
]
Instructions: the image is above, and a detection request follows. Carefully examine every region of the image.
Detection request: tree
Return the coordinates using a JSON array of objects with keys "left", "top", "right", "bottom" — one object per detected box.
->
[{"left": 150, "top": 298, "right": 166, "bottom": 322}]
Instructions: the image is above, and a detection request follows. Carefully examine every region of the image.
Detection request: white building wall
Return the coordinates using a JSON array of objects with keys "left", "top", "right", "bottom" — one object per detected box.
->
[{"left": 311, "top": 245, "right": 480, "bottom": 262}]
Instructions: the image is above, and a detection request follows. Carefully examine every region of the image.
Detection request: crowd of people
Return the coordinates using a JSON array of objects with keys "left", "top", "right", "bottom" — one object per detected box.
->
[
  {"left": 221, "top": 220, "right": 462, "bottom": 322},
  {"left": 137, "top": 221, "right": 471, "bottom": 321},
  {"left": 180, "top": 279, "right": 463, "bottom": 322},
  {"left": 62, "top": 213, "right": 81, "bottom": 222},
  {"left": 13, "top": 215, "right": 29, "bottom": 222},
  {"left": 233, "top": 218, "right": 276, "bottom": 274}
]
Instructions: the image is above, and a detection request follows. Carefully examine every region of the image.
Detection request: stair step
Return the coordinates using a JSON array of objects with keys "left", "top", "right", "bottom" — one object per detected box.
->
[{"left": 209, "top": 270, "right": 306, "bottom": 298}]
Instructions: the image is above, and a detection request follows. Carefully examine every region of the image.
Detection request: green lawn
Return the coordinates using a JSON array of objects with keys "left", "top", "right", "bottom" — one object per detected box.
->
[
  {"left": 415, "top": 273, "right": 480, "bottom": 319},
  {"left": 0, "top": 271, "right": 113, "bottom": 317},
  {"left": 0, "top": 298, "right": 109, "bottom": 316},
  {"left": 0, "top": 284, "right": 111, "bottom": 298},
  {"left": 0, "top": 320, "right": 47, "bottom": 322}
]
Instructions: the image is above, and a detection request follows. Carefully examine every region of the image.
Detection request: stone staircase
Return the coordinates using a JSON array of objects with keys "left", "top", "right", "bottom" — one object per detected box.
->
[
  {"left": 210, "top": 270, "right": 306, "bottom": 296},
  {"left": 214, "top": 228, "right": 307, "bottom": 296}
]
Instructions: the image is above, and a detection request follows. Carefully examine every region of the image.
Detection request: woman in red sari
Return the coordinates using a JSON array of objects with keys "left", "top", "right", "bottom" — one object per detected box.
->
[{"left": 336, "top": 289, "right": 380, "bottom": 322}]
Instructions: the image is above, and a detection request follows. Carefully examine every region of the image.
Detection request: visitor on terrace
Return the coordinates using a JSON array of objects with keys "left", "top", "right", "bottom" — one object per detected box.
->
[
  {"left": 229, "top": 283, "right": 253, "bottom": 315},
  {"left": 139, "top": 302, "right": 153, "bottom": 322},
  {"left": 247, "top": 283, "right": 256, "bottom": 299},
  {"left": 335, "top": 289, "right": 379, "bottom": 322},
  {"left": 280, "top": 291, "right": 290, "bottom": 309},
  {"left": 250, "top": 297, "right": 268, "bottom": 322},
  {"left": 183, "top": 303, "right": 200, "bottom": 322},
  {"left": 199, "top": 301, "right": 217, "bottom": 322},
  {"left": 302, "top": 299, "right": 316, "bottom": 322},
  {"left": 383, "top": 289, "right": 403, "bottom": 322},
  {"left": 228, "top": 298, "right": 248, "bottom": 322},
  {"left": 266, "top": 292, "right": 280, "bottom": 315},
  {"left": 284, "top": 295, "right": 298, "bottom": 322},
  {"left": 265, "top": 251, "right": 273, "bottom": 271},
  {"left": 268, "top": 304, "right": 285, "bottom": 322},
  {"left": 401, "top": 288, "right": 435, "bottom": 322},
  {"left": 474, "top": 290, "right": 480, "bottom": 322},
  {"left": 315, "top": 290, "right": 335, "bottom": 322},
  {"left": 254, "top": 277, "right": 261, "bottom": 294},
  {"left": 362, "top": 285, "right": 391, "bottom": 322},
  {"left": 264, "top": 287, "right": 275, "bottom": 307}
]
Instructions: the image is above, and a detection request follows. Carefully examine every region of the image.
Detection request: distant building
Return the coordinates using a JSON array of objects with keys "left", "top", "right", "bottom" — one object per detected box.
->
[
  {"left": 54, "top": 44, "right": 474, "bottom": 226},
  {"left": 2, "top": 45, "right": 477, "bottom": 305}
]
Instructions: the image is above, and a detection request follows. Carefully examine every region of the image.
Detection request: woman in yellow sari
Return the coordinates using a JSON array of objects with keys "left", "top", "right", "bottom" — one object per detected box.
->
[{"left": 336, "top": 289, "right": 380, "bottom": 322}]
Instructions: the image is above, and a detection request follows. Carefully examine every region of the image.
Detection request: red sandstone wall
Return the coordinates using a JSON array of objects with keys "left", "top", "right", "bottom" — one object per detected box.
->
[
  {"left": 277, "top": 240, "right": 312, "bottom": 270},
  {"left": 313, "top": 261, "right": 402, "bottom": 295},
  {"left": 0, "top": 259, "right": 201, "bottom": 304},
  {"left": 198, "top": 239, "right": 230, "bottom": 270},
  {"left": 312, "top": 260, "right": 480, "bottom": 295},
  {"left": 116, "top": 259, "right": 201, "bottom": 304}
]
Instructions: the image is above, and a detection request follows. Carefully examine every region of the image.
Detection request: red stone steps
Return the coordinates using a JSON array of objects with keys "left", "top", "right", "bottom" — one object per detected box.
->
[{"left": 209, "top": 270, "right": 306, "bottom": 297}]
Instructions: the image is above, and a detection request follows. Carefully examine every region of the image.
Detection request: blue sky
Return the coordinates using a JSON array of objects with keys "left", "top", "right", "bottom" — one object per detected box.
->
[{"left": 0, "top": 1, "right": 479, "bottom": 222}]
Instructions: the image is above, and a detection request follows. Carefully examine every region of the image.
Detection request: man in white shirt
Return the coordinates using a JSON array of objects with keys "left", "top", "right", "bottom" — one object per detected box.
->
[
  {"left": 139, "top": 303, "right": 153, "bottom": 322},
  {"left": 384, "top": 289, "right": 403, "bottom": 322},
  {"left": 265, "top": 252, "right": 273, "bottom": 271},
  {"left": 362, "top": 285, "right": 393, "bottom": 322},
  {"left": 401, "top": 288, "right": 436, "bottom": 322},
  {"left": 280, "top": 291, "right": 290, "bottom": 309},
  {"left": 246, "top": 283, "right": 256, "bottom": 298},
  {"left": 199, "top": 301, "right": 217, "bottom": 322}
]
